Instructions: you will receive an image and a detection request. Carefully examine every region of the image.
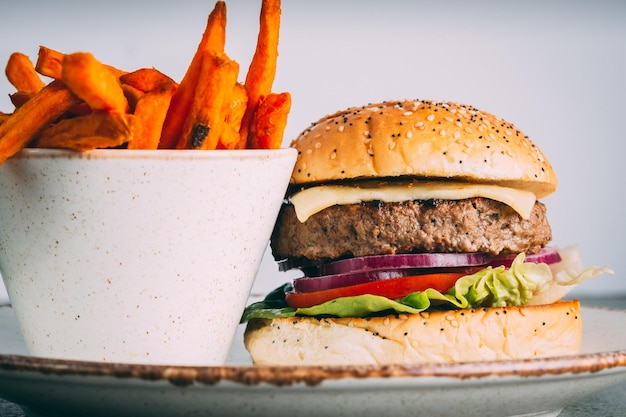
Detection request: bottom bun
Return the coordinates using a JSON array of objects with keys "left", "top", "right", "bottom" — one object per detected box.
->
[{"left": 244, "top": 300, "right": 582, "bottom": 366}]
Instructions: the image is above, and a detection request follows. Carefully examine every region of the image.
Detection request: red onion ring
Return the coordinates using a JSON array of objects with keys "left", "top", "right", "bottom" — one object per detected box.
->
[
  {"left": 489, "top": 247, "right": 561, "bottom": 268},
  {"left": 278, "top": 252, "right": 491, "bottom": 275},
  {"left": 319, "top": 252, "right": 492, "bottom": 276}
]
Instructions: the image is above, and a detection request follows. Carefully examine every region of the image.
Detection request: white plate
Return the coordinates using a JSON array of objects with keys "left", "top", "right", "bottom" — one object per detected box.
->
[{"left": 0, "top": 304, "right": 625, "bottom": 417}]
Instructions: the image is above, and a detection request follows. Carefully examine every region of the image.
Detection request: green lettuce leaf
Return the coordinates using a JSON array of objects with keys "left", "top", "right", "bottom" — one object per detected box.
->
[
  {"left": 240, "top": 283, "right": 296, "bottom": 322},
  {"left": 296, "top": 289, "right": 464, "bottom": 317},
  {"left": 550, "top": 245, "right": 614, "bottom": 286},
  {"left": 452, "top": 253, "right": 553, "bottom": 307}
]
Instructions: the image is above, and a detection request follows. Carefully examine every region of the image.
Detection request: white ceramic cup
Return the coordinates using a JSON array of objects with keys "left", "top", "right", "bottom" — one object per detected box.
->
[{"left": 0, "top": 148, "right": 296, "bottom": 365}]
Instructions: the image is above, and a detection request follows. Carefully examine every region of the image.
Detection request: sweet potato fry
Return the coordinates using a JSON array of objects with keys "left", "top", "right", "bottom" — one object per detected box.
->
[
  {"left": 219, "top": 82, "right": 248, "bottom": 148},
  {"left": 62, "top": 52, "right": 128, "bottom": 114},
  {"left": 65, "top": 102, "right": 93, "bottom": 118},
  {"left": 128, "top": 81, "right": 176, "bottom": 149},
  {"left": 249, "top": 91, "right": 290, "bottom": 149},
  {"left": 177, "top": 51, "right": 239, "bottom": 150},
  {"left": 9, "top": 91, "right": 34, "bottom": 109},
  {"left": 37, "top": 46, "right": 126, "bottom": 81},
  {"left": 240, "top": 0, "right": 282, "bottom": 148},
  {"left": 35, "top": 112, "right": 131, "bottom": 152},
  {"left": 120, "top": 68, "right": 177, "bottom": 94},
  {"left": 159, "top": 1, "right": 227, "bottom": 149},
  {"left": 5, "top": 52, "right": 45, "bottom": 94},
  {"left": 0, "top": 80, "right": 80, "bottom": 164},
  {"left": 36, "top": 46, "right": 64, "bottom": 79},
  {"left": 225, "top": 83, "right": 247, "bottom": 129},
  {"left": 217, "top": 126, "right": 240, "bottom": 149},
  {"left": 122, "top": 84, "right": 143, "bottom": 113},
  {"left": 0, "top": 112, "right": 10, "bottom": 126}
]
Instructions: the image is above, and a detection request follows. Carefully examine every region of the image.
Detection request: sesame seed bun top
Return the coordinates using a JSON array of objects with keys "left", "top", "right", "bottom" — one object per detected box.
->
[{"left": 289, "top": 99, "right": 558, "bottom": 199}]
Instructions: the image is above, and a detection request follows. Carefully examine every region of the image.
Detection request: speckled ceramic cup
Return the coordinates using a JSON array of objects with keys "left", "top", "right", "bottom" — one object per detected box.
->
[{"left": 0, "top": 148, "right": 296, "bottom": 365}]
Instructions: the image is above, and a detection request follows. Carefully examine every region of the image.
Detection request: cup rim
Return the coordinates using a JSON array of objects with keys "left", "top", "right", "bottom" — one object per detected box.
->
[{"left": 11, "top": 147, "right": 297, "bottom": 162}]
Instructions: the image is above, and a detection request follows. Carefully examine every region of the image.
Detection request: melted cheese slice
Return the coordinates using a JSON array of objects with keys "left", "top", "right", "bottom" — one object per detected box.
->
[{"left": 290, "top": 181, "right": 536, "bottom": 222}]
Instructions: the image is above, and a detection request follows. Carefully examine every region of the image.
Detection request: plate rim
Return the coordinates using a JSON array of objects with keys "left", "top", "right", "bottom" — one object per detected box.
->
[{"left": 1, "top": 350, "right": 626, "bottom": 388}]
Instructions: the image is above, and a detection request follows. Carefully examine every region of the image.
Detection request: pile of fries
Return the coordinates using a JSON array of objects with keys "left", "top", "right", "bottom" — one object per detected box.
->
[{"left": 0, "top": 0, "right": 290, "bottom": 166}]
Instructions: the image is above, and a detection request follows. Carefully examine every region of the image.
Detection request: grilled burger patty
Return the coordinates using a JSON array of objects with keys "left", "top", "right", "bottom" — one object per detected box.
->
[{"left": 271, "top": 197, "right": 551, "bottom": 262}]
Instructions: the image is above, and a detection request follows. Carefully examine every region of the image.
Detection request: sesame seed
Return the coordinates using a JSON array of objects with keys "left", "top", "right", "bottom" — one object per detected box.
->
[
  {"left": 314, "top": 142, "right": 322, "bottom": 149},
  {"left": 338, "top": 125, "right": 344, "bottom": 132},
  {"left": 363, "top": 130, "right": 370, "bottom": 137},
  {"left": 453, "top": 131, "right": 461, "bottom": 139},
  {"left": 464, "top": 127, "right": 472, "bottom": 134},
  {"left": 406, "top": 131, "right": 413, "bottom": 138},
  {"left": 439, "top": 129, "right": 446, "bottom": 136},
  {"left": 403, "top": 111, "right": 413, "bottom": 116},
  {"left": 427, "top": 114, "right": 435, "bottom": 121}
]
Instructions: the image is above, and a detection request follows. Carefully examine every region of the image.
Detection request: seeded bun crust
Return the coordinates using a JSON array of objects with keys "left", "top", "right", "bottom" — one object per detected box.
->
[
  {"left": 244, "top": 300, "right": 582, "bottom": 366},
  {"left": 290, "top": 100, "right": 558, "bottom": 199}
]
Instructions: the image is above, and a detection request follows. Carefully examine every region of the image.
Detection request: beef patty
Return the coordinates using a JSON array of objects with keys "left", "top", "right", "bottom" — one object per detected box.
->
[{"left": 271, "top": 197, "right": 552, "bottom": 262}]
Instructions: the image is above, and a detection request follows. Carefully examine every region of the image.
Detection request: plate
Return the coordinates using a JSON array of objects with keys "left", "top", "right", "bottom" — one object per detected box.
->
[{"left": 0, "top": 304, "right": 625, "bottom": 417}]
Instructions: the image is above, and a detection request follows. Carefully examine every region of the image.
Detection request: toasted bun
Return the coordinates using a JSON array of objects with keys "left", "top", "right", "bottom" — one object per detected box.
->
[
  {"left": 290, "top": 100, "right": 557, "bottom": 199},
  {"left": 244, "top": 300, "right": 581, "bottom": 366}
]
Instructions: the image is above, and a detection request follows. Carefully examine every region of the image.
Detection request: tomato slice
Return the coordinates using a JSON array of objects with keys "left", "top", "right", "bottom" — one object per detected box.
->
[{"left": 285, "top": 272, "right": 464, "bottom": 309}]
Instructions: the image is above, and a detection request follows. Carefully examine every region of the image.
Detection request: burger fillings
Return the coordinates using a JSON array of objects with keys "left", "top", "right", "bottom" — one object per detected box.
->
[{"left": 241, "top": 99, "right": 612, "bottom": 365}]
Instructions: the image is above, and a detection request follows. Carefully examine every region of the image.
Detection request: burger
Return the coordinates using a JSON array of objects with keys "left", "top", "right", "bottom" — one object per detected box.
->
[{"left": 241, "top": 99, "right": 610, "bottom": 366}]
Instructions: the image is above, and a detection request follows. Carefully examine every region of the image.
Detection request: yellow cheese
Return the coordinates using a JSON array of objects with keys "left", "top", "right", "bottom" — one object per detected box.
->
[{"left": 290, "top": 181, "right": 536, "bottom": 222}]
